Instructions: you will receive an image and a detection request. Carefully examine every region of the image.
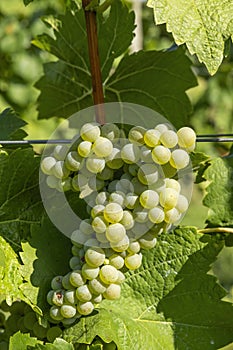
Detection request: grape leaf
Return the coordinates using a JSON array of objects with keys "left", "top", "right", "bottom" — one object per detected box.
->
[
  {"left": 0, "top": 149, "right": 43, "bottom": 251},
  {"left": 0, "top": 108, "right": 27, "bottom": 142},
  {"left": 31, "top": 338, "right": 75, "bottom": 349},
  {"left": 147, "top": 0, "right": 233, "bottom": 75},
  {"left": 203, "top": 157, "right": 233, "bottom": 226},
  {"left": 9, "top": 332, "right": 40, "bottom": 350},
  {"left": 64, "top": 227, "right": 233, "bottom": 350},
  {"left": 23, "top": 0, "right": 34, "bottom": 5}
]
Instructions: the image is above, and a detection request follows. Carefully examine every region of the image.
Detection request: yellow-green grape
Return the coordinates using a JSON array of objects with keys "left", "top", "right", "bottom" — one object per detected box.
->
[
  {"left": 51, "top": 276, "right": 63, "bottom": 290},
  {"left": 125, "top": 253, "right": 142, "bottom": 270},
  {"left": 140, "top": 146, "right": 153, "bottom": 163},
  {"left": 86, "top": 157, "right": 105, "bottom": 174},
  {"left": 91, "top": 204, "right": 105, "bottom": 218},
  {"left": 128, "top": 164, "right": 139, "bottom": 176},
  {"left": 159, "top": 188, "right": 179, "bottom": 209},
  {"left": 49, "top": 306, "right": 63, "bottom": 322},
  {"left": 85, "top": 247, "right": 105, "bottom": 267},
  {"left": 106, "top": 223, "right": 126, "bottom": 243},
  {"left": 93, "top": 136, "right": 113, "bottom": 157},
  {"left": 32, "top": 322, "right": 48, "bottom": 339},
  {"left": 120, "top": 210, "right": 134, "bottom": 230},
  {"left": 177, "top": 127, "right": 196, "bottom": 149},
  {"left": 99, "top": 265, "right": 119, "bottom": 284},
  {"left": 92, "top": 216, "right": 108, "bottom": 234},
  {"left": 47, "top": 326, "right": 63, "bottom": 343},
  {"left": 110, "top": 235, "right": 129, "bottom": 252},
  {"left": 148, "top": 206, "right": 165, "bottom": 223},
  {"left": 76, "top": 285, "right": 92, "bottom": 302},
  {"left": 137, "top": 164, "right": 159, "bottom": 185},
  {"left": 139, "top": 190, "right": 159, "bottom": 209},
  {"left": 92, "top": 294, "right": 102, "bottom": 304},
  {"left": 23, "top": 311, "right": 37, "bottom": 330},
  {"left": 97, "top": 166, "right": 114, "bottom": 180},
  {"left": 52, "top": 161, "right": 70, "bottom": 179},
  {"left": 124, "top": 193, "right": 138, "bottom": 209},
  {"left": 62, "top": 273, "right": 74, "bottom": 290},
  {"left": 82, "top": 263, "right": 100, "bottom": 280},
  {"left": 109, "top": 254, "right": 125, "bottom": 269},
  {"left": 106, "top": 147, "right": 124, "bottom": 169},
  {"left": 96, "top": 192, "right": 109, "bottom": 205},
  {"left": 64, "top": 290, "right": 77, "bottom": 305},
  {"left": 45, "top": 176, "right": 59, "bottom": 189},
  {"left": 133, "top": 206, "right": 148, "bottom": 223},
  {"left": 65, "top": 151, "right": 83, "bottom": 171},
  {"left": 52, "top": 290, "right": 64, "bottom": 307},
  {"left": 131, "top": 177, "right": 147, "bottom": 195},
  {"left": 127, "top": 241, "right": 141, "bottom": 254},
  {"left": 116, "top": 270, "right": 125, "bottom": 284},
  {"left": 128, "top": 126, "right": 146, "bottom": 145},
  {"left": 121, "top": 143, "right": 140, "bottom": 164},
  {"left": 47, "top": 290, "right": 54, "bottom": 305},
  {"left": 103, "top": 284, "right": 121, "bottom": 300},
  {"left": 170, "top": 149, "right": 190, "bottom": 169},
  {"left": 160, "top": 130, "right": 178, "bottom": 148},
  {"left": 164, "top": 178, "right": 181, "bottom": 192},
  {"left": 96, "top": 232, "right": 108, "bottom": 244},
  {"left": 154, "top": 123, "right": 169, "bottom": 133},
  {"left": 104, "top": 203, "right": 124, "bottom": 223},
  {"left": 109, "top": 191, "right": 125, "bottom": 207},
  {"left": 176, "top": 194, "right": 189, "bottom": 213},
  {"left": 80, "top": 123, "right": 100, "bottom": 142},
  {"left": 41, "top": 156, "right": 57, "bottom": 175},
  {"left": 71, "top": 229, "right": 88, "bottom": 246},
  {"left": 164, "top": 208, "right": 181, "bottom": 224},
  {"left": 53, "top": 145, "right": 69, "bottom": 160},
  {"left": 80, "top": 219, "right": 93, "bottom": 235},
  {"left": 69, "top": 256, "right": 82, "bottom": 270},
  {"left": 77, "top": 301, "right": 94, "bottom": 315},
  {"left": 78, "top": 141, "right": 92, "bottom": 158},
  {"left": 152, "top": 145, "right": 171, "bottom": 165},
  {"left": 70, "top": 270, "right": 86, "bottom": 288},
  {"left": 88, "top": 278, "right": 106, "bottom": 294},
  {"left": 101, "top": 123, "right": 120, "bottom": 141},
  {"left": 139, "top": 233, "right": 157, "bottom": 249},
  {"left": 60, "top": 304, "right": 77, "bottom": 318},
  {"left": 144, "top": 129, "right": 161, "bottom": 147},
  {"left": 84, "top": 238, "right": 100, "bottom": 249}
]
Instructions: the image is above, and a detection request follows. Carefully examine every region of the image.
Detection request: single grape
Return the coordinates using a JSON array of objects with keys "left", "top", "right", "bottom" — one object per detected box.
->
[
  {"left": 148, "top": 206, "right": 165, "bottom": 223},
  {"left": 139, "top": 233, "right": 157, "bottom": 249},
  {"left": 92, "top": 216, "right": 108, "bottom": 234},
  {"left": 47, "top": 326, "right": 63, "bottom": 343},
  {"left": 101, "top": 123, "right": 120, "bottom": 141},
  {"left": 88, "top": 278, "right": 106, "bottom": 295},
  {"left": 103, "top": 284, "right": 121, "bottom": 300},
  {"left": 99, "top": 265, "right": 119, "bottom": 284},
  {"left": 120, "top": 210, "right": 134, "bottom": 230},
  {"left": 144, "top": 129, "right": 161, "bottom": 147},
  {"left": 60, "top": 304, "right": 77, "bottom": 319},
  {"left": 128, "top": 164, "right": 139, "bottom": 176},
  {"left": 177, "top": 127, "right": 196, "bottom": 148},
  {"left": 52, "top": 290, "right": 64, "bottom": 307},
  {"left": 108, "top": 180, "right": 118, "bottom": 193},
  {"left": 77, "top": 301, "right": 94, "bottom": 316},
  {"left": 125, "top": 253, "right": 142, "bottom": 270},
  {"left": 77, "top": 141, "right": 92, "bottom": 158},
  {"left": 62, "top": 316, "right": 79, "bottom": 327},
  {"left": 109, "top": 191, "right": 125, "bottom": 207},
  {"left": 127, "top": 241, "right": 141, "bottom": 254},
  {"left": 164, "top": 178, "right": 181, "bottom": 192},
  {"left": 176, "top": 194, "right": 189, "bottom": 213},
  {"left": 91, "top": 204, "right": 105, "bottom": 218},
  {"left": 62, "top": 273, "right": 74, "bottom": 290},
  {"left": 159, "top": 188, "right": 179, "bottom": 209},
  {"left": 23, "top": 311, "right": 37, "bottom": 330},
  {"left": 111, "top": 235, "right": 129, "bottom": 252},
  {"left": 5, "top": 314, "right": 21, "bottom": 333},
  {"left": 49, "top": 306, "right": 64, "bottom": 322},
  {"left": 80, "top": 219, "right": 93, "bottom": 235},
  {"left": 137, "top": 163, "right": 159, "bottom": 185},
  {"left": 65, "top": 151, "right": 83, "bottom": 171},
  {"left": 104, "top": 203, "right": 124, "bottom": 224},
  {"left": 160, "top": 130, "right": 178, "bottom": 148},
  {"left": 71, "top": 245, "right": 80, "bottom": 256},
  {"left": 96, "top": 191, "right": 109, "bottom": 205},
  {"left": 106, "top": 223, "right": 126, "bottom": 243},
  {"left": 154, "top": 123, "right": 169, "bottom": 133},
  {"left": 32, "top": 322, "right": 48, "bottom": 339},
  {"left": 96, "top": 232, "right": 109, "bottom": 244},
  {"left": 140, "top": 146, "right": 153, "bottom": 163},
  {"left": 47, "top": 290, "right": 54, "bottom": 305},
  {"left": 128, "top": 126, "right": 146, "bottom": 145},
  {"left": 57, "top": 177, "right": 72, "bottom": 192},
  {"left": 46, "top": 175, "right": 60, "bottom": 189},
  {"left": 82, "top": 263, "right": 100, "bottom": 280},
  {"left": 85, "top": 247, "right": 105, "bottom": 267},
  {"left": 64, "top": 290, "right": 77, "bottom": 305},
  {"left": 52, "top": 161, "right": 70, "bottom": 179},
  {"left": 92, "top": 294, "right": 102, "bottom": 304},
  {"left": 131, "top": 177, "right": 147, "bottom": 195},
  {"left": 116, "top": 178, "right": 134, "bottom": 194},
  {"left": 133, "top": 205, "right": 148, "bottom": 223},
  {"left": 76, "top": 285, "right": 92, "bottom": 302},
  {"left": 71, "top": 229, "right": 88, "bottom": 246},
  {"left": 10, "top": 301, "right": 26, "bottom": 315},
  {"left": 84, "top": 238, "right": 100, "bottom": 249},
  {"left": 161, "top": 163, "right": 177, "bottom": 178},
  {"left": 41, "top": 156, "right": 57, "bottom": 175},
  {"left": 116, "top": 270, "right": 125, "bottom": 284},
  {"left": 86, "top": 156, "right": 105, "bottom": 174},
  {"left": 164, "top": 208, "right": 181, "bottom": 224},
  {"left": 106, "top": 147, "right": 124, "bottom": 169},
  {"left": 121, "top": 143, "right": 140, "bottom": 164},
  {"left": 124, "top": 193, "right": 138, "bottom": 209},
  {"left": 70, "top": 270, "right": 86, "bottom": 287},
  {"left": 93, "top": 136, "right": 113, "bottom": 157},
  {"left": 17, "top": 316, "right": 28, "bottom": 333},
  {"left": 139, "top": 190, "right": 159, "bottom": 209},
  {"left": 80, "top": 123, "right": 100, "bottom": 142},
  {"left": 53, "top": 145, "right": 69, "bottom": 161},
  {"left": 152, "top": 145, "right": 171, "bottom": 165},
  {"left": 170, "top": 149, "right": 190, "bottom": 169},
  {"left": 69, "top": 256, "right": 82, "bottom": 270},
  {"left": 109, "top": 254, "right": 125, "bottom": 269}
]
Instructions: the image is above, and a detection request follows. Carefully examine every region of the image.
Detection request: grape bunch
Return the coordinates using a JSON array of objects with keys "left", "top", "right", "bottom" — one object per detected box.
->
[{"left": 41, "top": 122, "right": 196, "bottom": 323}]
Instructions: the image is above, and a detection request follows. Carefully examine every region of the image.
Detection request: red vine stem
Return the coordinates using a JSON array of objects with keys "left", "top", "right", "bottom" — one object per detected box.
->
[{"left": 82, "top": 0, "right": 106, "bottom": 124}]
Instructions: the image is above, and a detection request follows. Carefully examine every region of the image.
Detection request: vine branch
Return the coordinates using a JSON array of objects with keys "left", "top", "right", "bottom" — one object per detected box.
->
[
  {"left": 82, "top": 0, "right": 105, "bottom": 124},
  {"left": 198, "top": 227, "right": 233, "bottom": 234}
]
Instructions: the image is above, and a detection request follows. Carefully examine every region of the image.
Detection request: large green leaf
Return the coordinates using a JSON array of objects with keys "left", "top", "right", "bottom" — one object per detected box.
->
[
  {"left": 203, "top": 157, "right": 233, "bottom": 226},
  {"left": 0, "top": 149, "right": 43, "bottom": 250},
  {"left": 64, "top": 228, "right": 233, "bottom": 350},
  {"left": 9, "top": 332, "right": 40, "bottom": 350},
  {"left": 147, "top": 0, "right": 233, "bottom": 75},
  {"left": 0, "top": 108, "right": 27, "bottom": 142},
  {"left": 31, "top": 338, "right": 74, "bottom": 349}
]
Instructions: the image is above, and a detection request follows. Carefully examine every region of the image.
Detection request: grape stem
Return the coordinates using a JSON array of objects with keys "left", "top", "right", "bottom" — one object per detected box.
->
[
  {"left": 82, "top": 0, "right": 106, "bottom": 124},
  {"left": 198, "top": 227, "right": 233, "bottom": 234}
]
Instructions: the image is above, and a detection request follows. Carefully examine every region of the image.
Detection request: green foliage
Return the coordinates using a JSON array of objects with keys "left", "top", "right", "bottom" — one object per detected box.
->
[
  {"left": 9, "top": 332, "right": 39, "bottom": 349},
  {"left": 0, "top": 108, "right": 27, "bottom": 141},
  {"left": 147, "top": 0, "right": 233, "bottom": 75}
]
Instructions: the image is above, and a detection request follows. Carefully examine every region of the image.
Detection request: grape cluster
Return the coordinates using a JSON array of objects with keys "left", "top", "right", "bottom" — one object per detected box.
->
[{"left": 41, "top": 122, "right": 196, "bottom": 323}]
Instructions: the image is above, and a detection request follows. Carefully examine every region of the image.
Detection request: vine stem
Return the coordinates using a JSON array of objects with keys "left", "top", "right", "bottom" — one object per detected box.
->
[
  {"left": 82, "top": 0, "right": 106, "bottom": 124},
  {"left": 198, "top": 227, "right": 233, "bottom": 234}
]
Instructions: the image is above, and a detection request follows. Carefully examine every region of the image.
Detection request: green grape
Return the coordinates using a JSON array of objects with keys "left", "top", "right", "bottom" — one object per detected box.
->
[
  {"left": 23, "top": 311, "right": 37, "bottom": 330},
  {"left": 88, "top": 177, "right": 105, "bottom": 191},
  {"left": 92, "top": 216, "right": 107, "bottom": 234},
  {"left": 64, "top": 290, "right": 77, "bottom": 305},
  {"left": 65, "top": 151, "right": 83, "bottom": 171},
  {"left": 106, "top": 223, "right": 126, "bottom": 243},
  {"left": 5, "top": 314, "right": 21, "bottom": 333},
  {"left": 92, "top": 137, "right": 113, "bottom": 157},
  {"left": 32, "top": 321, "right": 48, "bottom": 339},
  {"left": 88, "top": 278, "right": 106, "bottom": 295},
  {"left": 120, "top": 210, "right": 134, "bottom": 230},
  {"left": 82, "top": 263, "right": 100, "bottom": 280},
  {"left": 121, "top": 143, "right": 140, "bottom": 164},
  {"left": 101, "top": 123, "right": 120, "bottom": 141},
  {"left": 108, "top": 180, "right": 118, "bottom": 193},
  {"left": 52, "top": 161, "right": 70, "bottom": 179},
  {"left": 131, "top": 177, "right": 147, "bottom": 195},
  {"left": 62, "top": 316, "right": 79, "bottom": 327},
  {"left": 116, "top": 178, "right": 134, "bottom": 194},
  {"left": 62, "top": 273, "right": 75, "bottom": 290},
  {"left": 103, "top": 284, "right": 121, "bottom": 300},
  {"left": 96, "top": 192, "right": 109, "bottom": 205},
  {"left": 47, "top": 326, "right": 63, "bottom": 343},
  {"left": 72, "top": 245, "right": 81, "bottom": 256},
  {"left": 164, "top": 208, "right": 181, "bottom": 224},
  {"left": 111, "top": 235, "right": 129, "bottom": 252},
  {"left": 92, "top": 294, "right": 102, "bottom": 304},
  {"left": 137, "top": 164, "right": 159, "bottom": 185},
  {"left": 97, "top": 165, "right": 114, "bottom": 180},
  {"left": 53, "top": 145, "right": 69, "bottom": 160},
  {"left": 46, "top": 175, "right": 60, "bottom": 189},
  {"left": 52, "top": 290, "right": 64, "bottom": 307},
  {"left": 24, "top": 304, "right": 32, "bottom": 314},
  {"left": 70, "top": 270, "right": 86, "bottom": 287},
  {"left": 161, "top": 162, "right": 177, "bottom": 178},
  {"left": 109, "top": 254, "right": 124, "bottom": 269},
  {"left": 139, "top": 233, "right": 157, "bottom": 249},
  {"left": 128, "top": 126, "right": 146, "bottom": 145},
  {"left": 125, "top": 253, "right": 142, "bottom": 270},
  {"left": 85, "top": 247, "right": 105, "bottom": 267},
  {"left": 106, "top": 148, "right": 124, "bottom": 169},
  {"left": 77, "top": 301, "right": 94, "bottom": 316},
  {"left": 159, "top": 188, "right": 179, "bottom": 209},
  {"left": 70, "top": 256, "right": 82, "bottom": 270},
  {"left": 17, "top": 316, "right": 28, "bottom": 333},
  {"left": 139, "top": 190, "right": 159, "bottom": 209},
  {"left": 99, "top": 265, "right": 119, "bottom": 284},
  {"left": 148, "top": 206, "right": 165, "bottom": 224},
  {"left": 127, "top": 241, "right": 141, "bottom": 254},
  {"left": 154, "top": 123, "right": 169, "bottom": 133},
  {"left": 47, "top": 290, "right": 55, "bottom": 305},
  {"left": 140, "top": 146, "right": 153, "bottom": 163},
  {"left": 60, "top": 304, "right": 77, "bottom": 319},
  {"left": 116, "top": 270, "right": 125, "bottom": 284},
  {"left": 49, "top": 306, "right": 64, "bottom": 322},
  {"left": 170, "top": 149, "right": 190, "bottom": 169},
  {"left": 104, "top": 203, "right": 123, "bottom": 224},
  {"left": 124, "top": 193, "right": 138, "bottom": 209},
  {"left": 133, "top": 206, "right": 148, "bottom": 223},
  {"left": 41, "top": 156, "right": 57, "bottom": 175},
  {"left": 71, "top": 230, "right": 88, "bottom": 246},
  {"left": 128, "top": 164, "right": 139, "bottom": 176},
  {"left": 176, "top": 194, "right": 189, "bottom": 213},
  {"left": 84, "top": 238, "right": 100, "bottom": 249},
  {"left": 10, "top": 301, "right": 25, "bottom": 315},
  {"left": 51, "top": 276, "right": 63, "bottom": 290},
  {"left": 160, "top": 130, "right": 178, "bottom": 148},
  {"left": 0, "top": 300, "right": 10, "bottom": 312},
  {"left": 152, "top": 145, "right": 171, "bottom": 165},
  {"left": 80, "top": 123, "right": 100, "bottom": 142},
  {"left": 78, "top": 141, "right": 92, "bottom": 158},
  {"left": 57, "top": 177, "right": 72, "bottom": 192},
  {"left": 164, "top": 178, "right": 181, "bottom": 192},
  {"left": 143, "top": 129, "right": 161, "bottom": 147},
  {"left": 80, "top": 219, "right": 93, "bottom": 235},
  {"left": 91, "top": 204, "right": 105, "bottom": 218},
  {"left": 86, "top": 156, "right": 105, "bottom": 174},
  {"left": 177, "top": 127, "right": 196, "bottom": 148},
  {"left": 109, "top": 191, "right": 125, "bottom": 207}
]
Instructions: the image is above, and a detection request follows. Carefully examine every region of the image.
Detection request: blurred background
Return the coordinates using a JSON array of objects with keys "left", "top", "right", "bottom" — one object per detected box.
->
[{"left": 0, "top": 0, "right": 233, "bottom": 302}]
